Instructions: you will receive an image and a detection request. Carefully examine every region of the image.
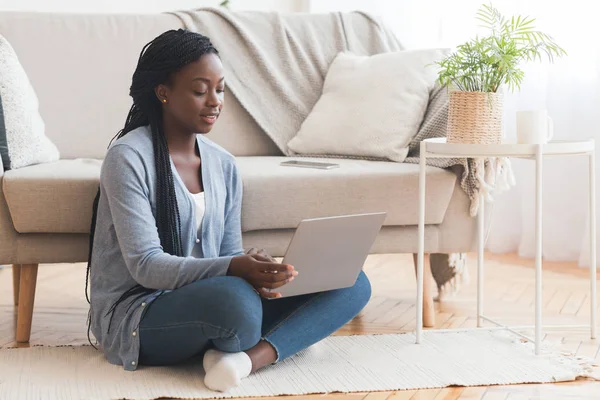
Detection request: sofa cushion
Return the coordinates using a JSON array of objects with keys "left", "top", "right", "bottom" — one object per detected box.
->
[
  {"left": 2, "top": 156, "right": 457, "bottom": 234},
  {"left": 287, "top": 49, "right": 446, "bottom": 162},
  {"left": 237, "top": 157, "right": 457, "bottom": 232},
  {"left": 3, "top": 159, "right": 101, "bottom": 233}
]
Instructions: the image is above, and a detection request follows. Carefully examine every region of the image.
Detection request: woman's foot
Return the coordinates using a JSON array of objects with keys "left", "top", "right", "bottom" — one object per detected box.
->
[
  {"left": 203, "top": 351, "right": 252, "bottom": 392},
  {"left": 203, "top": 341, "right": 278, "bottom": 392},
  {"left": 202, "top": 349, "right": 225, "bottom": 372}
]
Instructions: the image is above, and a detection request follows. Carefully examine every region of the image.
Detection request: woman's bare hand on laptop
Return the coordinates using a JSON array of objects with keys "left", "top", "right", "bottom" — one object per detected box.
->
[{"left": 228, "top": 254, "right": 297, "bottom": 298}]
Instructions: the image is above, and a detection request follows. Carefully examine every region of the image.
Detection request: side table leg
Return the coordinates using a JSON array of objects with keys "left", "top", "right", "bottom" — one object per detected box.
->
[
  {"left": 590, "top": 150, "right": 597, "bottom": 339},
  {"left": 416, "top": 141, "right": 427, "bottom": 344},
  {"left": 477, "top": 193, "right": 485, "bottom": 328},
  {"left": 535, "top": 145, "right": 543, "bottom": 355},
  {"left": 412, "top": 254, "right": 435, "bottom": 328}
]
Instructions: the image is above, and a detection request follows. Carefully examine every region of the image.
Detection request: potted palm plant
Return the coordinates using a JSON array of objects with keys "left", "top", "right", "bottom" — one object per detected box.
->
[{"left": 435, "top": 3, "right": 566, "bottom": 144}]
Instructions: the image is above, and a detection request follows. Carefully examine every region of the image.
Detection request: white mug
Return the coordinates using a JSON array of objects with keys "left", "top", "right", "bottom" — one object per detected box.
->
[{"left": 516, "top": 110, "right": 554, "bottom": 144}]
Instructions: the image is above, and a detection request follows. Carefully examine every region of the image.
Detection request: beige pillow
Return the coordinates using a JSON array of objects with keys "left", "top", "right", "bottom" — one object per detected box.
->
[{"left": 287, "top": 49, "right": 448, "bottom": 162}]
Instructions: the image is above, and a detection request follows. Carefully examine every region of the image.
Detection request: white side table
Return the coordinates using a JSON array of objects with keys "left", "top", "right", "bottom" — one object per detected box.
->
[{"left": 415, "top": 138, "right": 597, "bottom": 355}]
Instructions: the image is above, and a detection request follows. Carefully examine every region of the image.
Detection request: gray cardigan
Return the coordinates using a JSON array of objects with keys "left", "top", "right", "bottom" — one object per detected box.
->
[{"left": 89, "top": 126, "right": 244, "bottom": 371}]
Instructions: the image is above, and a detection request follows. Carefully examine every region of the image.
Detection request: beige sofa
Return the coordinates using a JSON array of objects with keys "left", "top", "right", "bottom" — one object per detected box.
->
[{"left": 0, "top": 11, "right": 479, "bottom": 343}]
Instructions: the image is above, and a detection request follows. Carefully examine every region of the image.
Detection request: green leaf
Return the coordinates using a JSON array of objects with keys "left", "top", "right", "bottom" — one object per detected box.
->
[{"left": 434, "top": 2, "right": 566, "bottom": 93}]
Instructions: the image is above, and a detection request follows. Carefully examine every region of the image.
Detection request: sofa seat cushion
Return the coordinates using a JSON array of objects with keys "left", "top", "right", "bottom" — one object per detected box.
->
[
  {"left": 3, "top": 156, "right": 458, "bottom": 235},
  {"left": 236, "top": 157, "right": 457, "bottom": 232},
  {"left": 3, "top": 159, "right": 101, "bottom": 233}
]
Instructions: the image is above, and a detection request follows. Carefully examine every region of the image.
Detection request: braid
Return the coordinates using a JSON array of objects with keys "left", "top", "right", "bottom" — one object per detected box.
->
[{"left": 85, "top": 30, "right": 219, "bottom": 342}]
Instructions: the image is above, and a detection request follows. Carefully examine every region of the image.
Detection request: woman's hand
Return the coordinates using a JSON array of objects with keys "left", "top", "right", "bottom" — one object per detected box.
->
[
  {"left": 245, "top": 247, "right": 277, "bottom": 262},
  {"left": 228, "top": 254, "right": 297, "bottom": 298}
]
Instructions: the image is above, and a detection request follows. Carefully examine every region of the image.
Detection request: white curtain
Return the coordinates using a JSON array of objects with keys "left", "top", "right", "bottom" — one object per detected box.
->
[{"left": 308, "top": 0, "right": 600, "bottom": 268}]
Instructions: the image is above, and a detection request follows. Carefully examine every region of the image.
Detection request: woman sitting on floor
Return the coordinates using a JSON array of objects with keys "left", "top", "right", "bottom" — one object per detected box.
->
[{"left": 86, "top": 29, "right": 371, "bottom": 392}]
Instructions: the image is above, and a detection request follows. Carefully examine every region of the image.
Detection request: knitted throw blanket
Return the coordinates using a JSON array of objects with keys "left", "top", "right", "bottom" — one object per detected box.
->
[{"left": 169, "top": 7, "right": 402, "bottom": 154}]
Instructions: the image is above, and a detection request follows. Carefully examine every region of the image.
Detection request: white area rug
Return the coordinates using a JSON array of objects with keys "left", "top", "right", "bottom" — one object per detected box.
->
[{"left": 0, "top": 330, "right": 595, "bottom": 400}]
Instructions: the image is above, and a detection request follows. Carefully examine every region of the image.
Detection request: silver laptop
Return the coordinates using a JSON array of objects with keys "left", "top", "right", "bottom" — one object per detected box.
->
[{"left": 269, "top": 212, "right": 386, "bottom": 299}]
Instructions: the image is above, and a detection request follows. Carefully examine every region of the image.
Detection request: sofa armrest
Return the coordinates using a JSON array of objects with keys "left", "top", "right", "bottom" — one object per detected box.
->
[{"left": 0, "top": 163, "right": 18, "bottom": 264}]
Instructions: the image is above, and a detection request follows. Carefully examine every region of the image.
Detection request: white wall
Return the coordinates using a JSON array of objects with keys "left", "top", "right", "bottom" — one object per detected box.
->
[
  {"left": 0, "top": 0, "right": 306, "bottom": 13},
  {"left": 307, "top": 0, "right": 445, "bottom": 49}
]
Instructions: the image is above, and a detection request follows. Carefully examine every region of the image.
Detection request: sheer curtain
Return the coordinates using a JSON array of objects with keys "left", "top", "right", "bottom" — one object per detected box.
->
[{"left": 308, "top": 0, "right": 600, "bottom": 268}]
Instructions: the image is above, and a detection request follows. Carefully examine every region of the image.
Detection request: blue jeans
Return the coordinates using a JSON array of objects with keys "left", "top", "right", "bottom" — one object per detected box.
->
[{"left": 138, "top": 271, "right": 371, "bottom": 365}]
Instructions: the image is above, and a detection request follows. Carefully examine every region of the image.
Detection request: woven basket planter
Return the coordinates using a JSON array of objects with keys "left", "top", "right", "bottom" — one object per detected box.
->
[{"left": 447, "top": 91, "right": 504, "bottom": 144}]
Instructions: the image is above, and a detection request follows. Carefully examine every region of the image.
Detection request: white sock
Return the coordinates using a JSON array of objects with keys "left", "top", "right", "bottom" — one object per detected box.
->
[
  {"left": 204, "top": 351, "right": 253, "bottom": 392},
  {"left": 202, "top": 349, "right": 226, "bottom": 372}
]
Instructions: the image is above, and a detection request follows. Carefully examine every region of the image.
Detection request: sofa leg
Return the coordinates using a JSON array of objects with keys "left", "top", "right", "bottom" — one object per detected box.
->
[
  {"left": 16, "top": 263, "right": 39, "bottom": 343},
  {"left": 12, "top": 264, "right": 21, "bottom": 306},
  {"left": 412, "top": 254, "right": 435, "bottom": 328}
]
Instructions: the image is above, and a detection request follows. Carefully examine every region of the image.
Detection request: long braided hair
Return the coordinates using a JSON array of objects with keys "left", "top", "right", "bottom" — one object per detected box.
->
[{"left": 85, "top": 30, "right": 219, "bottom": 344}]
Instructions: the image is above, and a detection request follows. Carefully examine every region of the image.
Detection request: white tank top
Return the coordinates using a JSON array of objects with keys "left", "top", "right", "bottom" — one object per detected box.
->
[{"left": 190, "top": 191, "right": 206, "bottom": 232}]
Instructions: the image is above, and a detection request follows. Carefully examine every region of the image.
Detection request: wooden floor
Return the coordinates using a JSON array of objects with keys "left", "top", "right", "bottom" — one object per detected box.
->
[{"left": 1, "top": 253, "right": 599, "bottom": 399}]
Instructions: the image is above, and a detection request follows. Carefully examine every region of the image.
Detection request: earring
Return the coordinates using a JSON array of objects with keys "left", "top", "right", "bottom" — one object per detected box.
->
[{"left": 162, "top": 99, "right": 167, "bottom": 103}]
